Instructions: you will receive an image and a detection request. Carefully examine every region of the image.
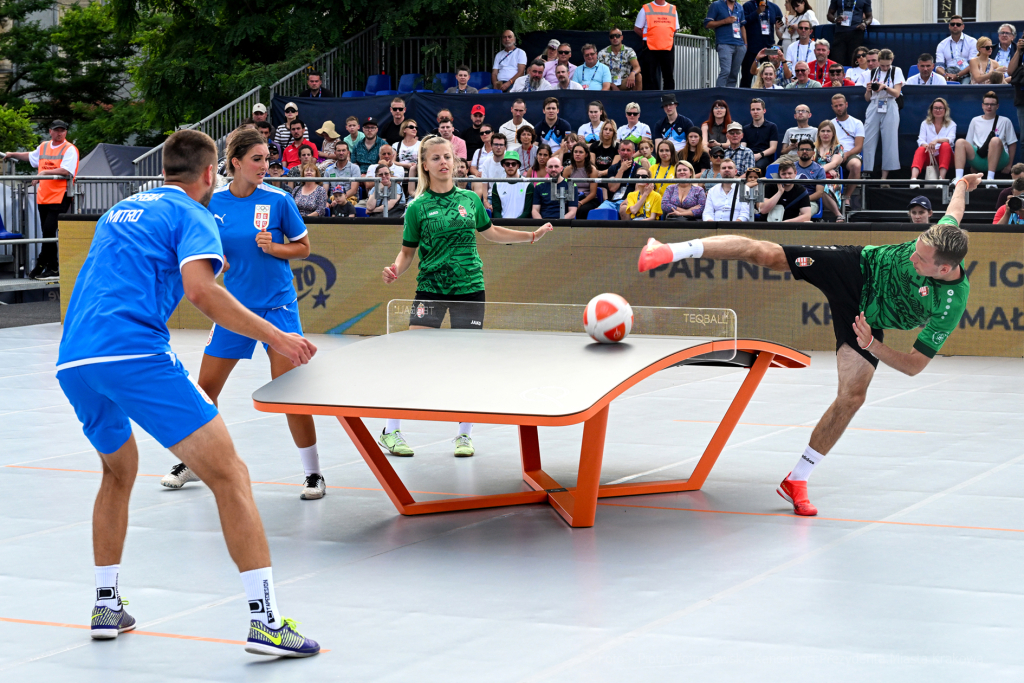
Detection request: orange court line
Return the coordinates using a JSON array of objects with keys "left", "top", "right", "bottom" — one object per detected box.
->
[
  {"left": 597, "top": 502, "right": 1024, "bottom": 534},
  {"left": 673, "top": 420, "right": 926, "bottom": 434},
  {"left": 3, "top": 465, "right": 473, "bottom": 497},
  {"left": 0, "top": 616, "right": 330, "bottom": 651}
]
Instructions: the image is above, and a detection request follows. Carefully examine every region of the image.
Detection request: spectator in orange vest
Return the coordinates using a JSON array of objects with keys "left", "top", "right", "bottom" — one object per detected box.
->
[
  {"left": 2, "top": 119, "right": 79, "bottom": 279},
  {"left": 635, "top": 0, "right": 680, "bottom": 90}
]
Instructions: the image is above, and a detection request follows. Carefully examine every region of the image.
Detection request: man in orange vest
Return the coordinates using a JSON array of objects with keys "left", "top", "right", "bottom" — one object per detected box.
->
[
  {"left": 3, "top": 119, "right": 79, "bottom": 279},
  {"left": 634, "top": 0, "right": 680, "bottom": 90}
]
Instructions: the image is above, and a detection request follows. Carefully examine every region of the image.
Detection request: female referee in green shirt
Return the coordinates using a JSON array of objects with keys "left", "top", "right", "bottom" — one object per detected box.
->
[{"left": 379, "top": 134, "right": 553, "bottom": 457}]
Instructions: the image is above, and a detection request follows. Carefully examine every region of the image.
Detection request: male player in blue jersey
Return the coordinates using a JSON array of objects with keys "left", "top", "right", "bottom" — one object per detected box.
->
[{"left": 56, "top": 130, "right": 320, "bottom": 657}]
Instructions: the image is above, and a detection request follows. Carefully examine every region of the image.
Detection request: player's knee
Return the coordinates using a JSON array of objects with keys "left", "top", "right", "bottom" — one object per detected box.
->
[{"left": 838, "top": 386, "right": 868, "bottom": 411}]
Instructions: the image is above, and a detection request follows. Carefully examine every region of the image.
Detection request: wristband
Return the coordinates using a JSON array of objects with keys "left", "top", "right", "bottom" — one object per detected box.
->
[
  {"left": 862, "top": 336, "right": 874, "bottom": 351},
  {"left": 530, "top": 231, "right": 536, "bottom": 244}
]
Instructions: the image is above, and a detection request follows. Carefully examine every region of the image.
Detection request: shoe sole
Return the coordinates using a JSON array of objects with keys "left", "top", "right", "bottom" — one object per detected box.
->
[
  {"left": 777, "top": 485, "right": 817, "bottom": 516},
  {"left": 245, "top": 643, "right": 319, "bottom": 657},
  {"left": 454, "top": 451, "right": 475, "bottom": 457},
  {"left": 161, "top": 480, "right": 187, "bottom": 489},
  {"left": 300, "top": 489, "right": 326, "bottom": 500},
  {"left": 91, "top": 623, "right": 136, "bottom": 639}
]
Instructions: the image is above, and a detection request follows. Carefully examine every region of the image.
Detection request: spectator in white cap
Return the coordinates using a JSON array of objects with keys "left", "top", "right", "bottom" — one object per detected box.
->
[
  {"left": 543, "top": 43, "right": 577, "bottom": 85},
  {"left": 251, "top": 103, "right": 268, "bottom": 124},
  {"left": 492, "top": 30, "right": 527, "bottom": 91},
  {"left": 538, "top": 39, "right": 560, "bottom": 63},
  {"left": 274, "top": 102, "right": 308, "bottom": 148}
]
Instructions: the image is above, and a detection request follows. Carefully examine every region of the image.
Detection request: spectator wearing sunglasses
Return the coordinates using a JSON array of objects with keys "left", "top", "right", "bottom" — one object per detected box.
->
[
  {"left": 379, "top": 97, "right": 408, "bottom": 145},
  {"left": 785, "top": 61, "right": 822, "bottom": 88},
  {"left": 935, "top": 15, "right": 978, "bottom": 83},
  {"left": 823, "top": 64, "right": 856, "bottom": 86},
  {"left": 619, "top": 169, "right": 663, "bottom": 221},
  {"left": 968, "top": 37, "right": 1007, "bottom": 85},
  {"left": 785, "top": 19, "right": 815, "bottom": 71},
  {"left": 491, "top": 150, "right": 533, "bottom": 219},
  {"left": 463, "top": 104, "right": 489, "bottom": 160},
  {"left": 543, "top": 43, "right": 577, "bottom": 86},
  {"left": 598, "top": 29, "right": 642, "bottom": 91},
  {"left": 617, "top": 103, "right": 652, "bottom": 146}
]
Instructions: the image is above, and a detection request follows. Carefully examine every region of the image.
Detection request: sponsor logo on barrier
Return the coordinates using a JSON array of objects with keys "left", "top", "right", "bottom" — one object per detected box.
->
[{"left": 292, "top": 254, "right": 336, "bottom": 309}]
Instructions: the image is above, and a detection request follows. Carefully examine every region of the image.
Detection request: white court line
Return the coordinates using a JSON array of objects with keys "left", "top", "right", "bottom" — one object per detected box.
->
[
  {"left": 0, "top": 404, "right": 69, "bottom": 418},
  {"left": 0, "top": 369, "right": 60, "bottom": 380},
  {"left": 518, "top": 451, "right": 1024, "bottom": 683},
  {"left": 0, "top": 342, "right": 60, "bottom": 352},
  {"left": 605, "top": 372, "right": 962, "bottom": 486}
]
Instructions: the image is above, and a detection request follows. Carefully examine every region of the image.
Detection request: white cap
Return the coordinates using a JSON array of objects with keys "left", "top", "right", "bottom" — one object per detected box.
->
[
  {"left": 252, "top": 103, "right": 267, "bottom": 114},
  {"left": 284, "top": 102, "right": 298, "bottom": 112}
]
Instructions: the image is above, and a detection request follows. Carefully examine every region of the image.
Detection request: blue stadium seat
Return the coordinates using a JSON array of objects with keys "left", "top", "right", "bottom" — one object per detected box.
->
[
  {"left": 342, "top": 90, "right": 366, "bottom": 98},
  {"left": 468, "top": 71, "right": 491, "bottom": 90},
  {"left": 587, "top": 207, "right": 619, "bottom": 221},
  {"left": 478, "top": 88, "right": 501, "bottom": 94},
  {"left": 398, "top": 74, "right": 425, "bottom": 94},
  {"left": 434, "top": 73, "right": 457, "bottom": 91},
  {"left": 365, "top": 75, "right": 391, "bottom": 96},
  {"left": 375, "top": 90, "right": 400, "bottom": 97},
  {"left": 908, "top": 64, "right": 920, "bottom": 78},
  {"left": 946, "top": 80, "right": 961, "bottom": 85},
  {"left": 765, "top": 163, "right": 779, "bottom": 178}
]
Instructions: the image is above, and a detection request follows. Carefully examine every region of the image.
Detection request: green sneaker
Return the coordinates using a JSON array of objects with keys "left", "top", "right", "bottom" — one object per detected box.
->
[
  {"left": 379, "top": 429, "right": 414, "bottom": 456},
  {"left": 245, "top": 617, "right": 320, "bottom": 657},
  {"left": 453, "top": 434, "right": 475, "bottom": 457}
]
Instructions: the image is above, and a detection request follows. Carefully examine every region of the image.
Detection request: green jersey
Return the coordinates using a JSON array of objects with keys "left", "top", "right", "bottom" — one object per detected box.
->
[
  {"left": 859, "top": 218, "right": 969, "bottom": 358},
  {"left": 402, "top": 187, "right": 492, "bottom": 295}
]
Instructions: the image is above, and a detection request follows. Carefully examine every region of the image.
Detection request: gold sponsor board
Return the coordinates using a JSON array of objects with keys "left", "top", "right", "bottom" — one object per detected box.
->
[{"left": 59, "top": 221, "right": 1024, "bottom": 357}]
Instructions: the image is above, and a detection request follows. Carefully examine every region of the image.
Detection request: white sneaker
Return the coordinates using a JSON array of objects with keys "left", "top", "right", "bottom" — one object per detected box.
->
[
  {"left": 300, "top": 473, "right": 326, "bottom": 500},
  {"left": 161, "top": 463, "right": 199, "bottom": 489},
  {"left": 985, "top": 182, "right": 999, "bottom": 190}
]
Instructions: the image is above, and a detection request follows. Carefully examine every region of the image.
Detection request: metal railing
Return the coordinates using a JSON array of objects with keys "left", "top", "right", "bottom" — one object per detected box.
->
[
  {"left": 270, "top": 25, "right": 381, "bottom": 99},
  {"left": 132, "top": 87, "right": 262, "bottom": 176},
  {"left": 384, "top": 34, "right": 500, "bottom": 89},
  {"left": 673, "top": 33, "right": 718, "bottom": 90}
]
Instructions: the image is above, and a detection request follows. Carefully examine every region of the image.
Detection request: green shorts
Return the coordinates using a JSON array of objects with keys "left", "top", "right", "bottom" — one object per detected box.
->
[{"left": 969, "top": 144, "right": 1010, "bottom": 171}]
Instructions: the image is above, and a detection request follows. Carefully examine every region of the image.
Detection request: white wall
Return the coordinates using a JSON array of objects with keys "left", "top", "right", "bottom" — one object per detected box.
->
[{"left": 868, "top": 0, "right": 1022, "bottom": 24}]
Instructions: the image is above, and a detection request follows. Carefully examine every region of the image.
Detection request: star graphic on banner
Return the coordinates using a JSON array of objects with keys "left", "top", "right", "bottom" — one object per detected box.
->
[{"left": 312, "top": 288, "right": 330, "bottom": 309}]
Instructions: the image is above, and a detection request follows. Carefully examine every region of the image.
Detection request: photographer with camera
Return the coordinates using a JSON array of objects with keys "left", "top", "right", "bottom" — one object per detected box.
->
[
  {"left": 862, "top": 48, "right": 904, "bottom": 182},
  {"left": 993, "top": 177, "right": 1024, "bottom": 225}
]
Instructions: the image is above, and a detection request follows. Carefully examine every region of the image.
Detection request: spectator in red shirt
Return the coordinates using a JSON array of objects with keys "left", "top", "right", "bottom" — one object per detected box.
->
[
  {"left": 823, "top": 64, "right": 856, "bottom": 87},
  {"left": 282, "top": 119, "right": 319, "bottom": 168},
  {"left": 809, "top": 39, "right": 840, "bottom": 83}
]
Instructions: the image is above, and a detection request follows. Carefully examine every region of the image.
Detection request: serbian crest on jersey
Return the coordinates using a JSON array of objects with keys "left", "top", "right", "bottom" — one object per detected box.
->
[
  {"left": 254, "top": 204, "right": 271, "bottom": 230},
  {"left": 919, "top": 286, "right": 929, "bottom": 297}
]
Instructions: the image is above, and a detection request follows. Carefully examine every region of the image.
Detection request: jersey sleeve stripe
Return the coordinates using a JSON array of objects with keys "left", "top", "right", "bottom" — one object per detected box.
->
[
  {"left": 290, "top": 229, "right": 309, "bottom": 241},
  {"left": 179, "top": 253, "right": 226, "bottom": 278},
  {"left": 912, "top": 339, "right": 938, "bottom": 358},
  {"left": 258, "top": 183, "right": 289, "bottom": 196}
]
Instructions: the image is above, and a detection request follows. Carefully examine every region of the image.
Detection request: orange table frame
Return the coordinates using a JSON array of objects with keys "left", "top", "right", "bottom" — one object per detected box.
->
[{"left": 253, "top": 340, "right": 809, "bottom": 528}]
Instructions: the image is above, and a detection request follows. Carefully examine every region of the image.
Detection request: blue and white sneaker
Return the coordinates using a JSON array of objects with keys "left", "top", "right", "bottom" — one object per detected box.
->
[
  {"left": 91, "top": 601, "right": 136, "bottom": 639},
  {"left": 245, "top": 618, "right": 320, "bottom": 657}
]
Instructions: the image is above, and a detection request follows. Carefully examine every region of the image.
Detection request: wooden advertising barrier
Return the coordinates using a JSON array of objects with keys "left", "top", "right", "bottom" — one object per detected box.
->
[{"left": 60, "top": 218, "right": 1024, "bottom": 357}]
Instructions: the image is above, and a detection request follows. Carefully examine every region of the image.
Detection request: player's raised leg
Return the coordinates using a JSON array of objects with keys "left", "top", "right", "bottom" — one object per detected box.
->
[
  {"left": 161, "top": 353, "right": 238, "bottom": 489},
  {"left": 638, "top": 235, "right": 790, "bottom": 273},
  {"left": 268, "top": 348, "right": 325, "bottom": 498}
]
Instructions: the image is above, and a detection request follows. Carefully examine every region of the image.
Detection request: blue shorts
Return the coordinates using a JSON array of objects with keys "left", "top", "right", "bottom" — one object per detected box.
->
[
  {"left": 205, "top": 303, "right": 303, "bottom": 360},
  {"left": 57, "top": 353, "right": 219, "bottom": 454}
]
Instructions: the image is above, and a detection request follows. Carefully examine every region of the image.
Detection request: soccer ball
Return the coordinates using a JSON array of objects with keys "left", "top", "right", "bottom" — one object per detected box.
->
[{"left": 583, "top": 293, "right": 633, "bottom": 343}]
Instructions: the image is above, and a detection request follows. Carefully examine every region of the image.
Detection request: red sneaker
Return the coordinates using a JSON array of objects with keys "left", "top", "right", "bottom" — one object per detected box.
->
[
  {"left": 638, "top": 238, "right": 674, "bottom": 273},
  {"left": 777, "top": 475, "right": 818, "bottom": 516}
]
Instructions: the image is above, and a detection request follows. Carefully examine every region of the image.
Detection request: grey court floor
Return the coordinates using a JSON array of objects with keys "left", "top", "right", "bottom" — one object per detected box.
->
[{"left": 1, "top": 323, "right": 1022, "bottom": 682}]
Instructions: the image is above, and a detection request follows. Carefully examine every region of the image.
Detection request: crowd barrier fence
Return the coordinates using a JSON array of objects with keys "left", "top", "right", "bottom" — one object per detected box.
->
[{"left": 57, "top": 216, "right": 1024, "bottom": 357}]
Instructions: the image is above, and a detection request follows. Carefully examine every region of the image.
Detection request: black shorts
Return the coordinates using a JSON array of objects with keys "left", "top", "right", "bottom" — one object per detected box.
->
[
  {"left": 782, "top": 245, "right": 883, "bottom": 368},
  {"left": 409, "top": 291, "right": 485, "bottom": 329}
]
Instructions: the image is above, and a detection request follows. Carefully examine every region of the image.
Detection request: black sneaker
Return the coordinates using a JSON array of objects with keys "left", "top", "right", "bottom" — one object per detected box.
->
[
  {"left": 28, "top": 264, "right": 44, "bottom": 279},
  {"left": 300, "top": 473, "right": 326, "bottom": 500},
  {"left": 35, "top": 267, "right": 59, "bottom": 281}
]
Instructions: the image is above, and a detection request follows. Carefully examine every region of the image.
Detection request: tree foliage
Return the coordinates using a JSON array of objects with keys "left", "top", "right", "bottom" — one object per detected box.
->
[{"left": 0, "top": 102, "right": 39, "bottom": 151}]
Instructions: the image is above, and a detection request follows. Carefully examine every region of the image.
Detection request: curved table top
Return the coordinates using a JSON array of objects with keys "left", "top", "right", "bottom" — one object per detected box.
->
[{"left": 252, "top": 330, "right": 807, "bottom": 425}]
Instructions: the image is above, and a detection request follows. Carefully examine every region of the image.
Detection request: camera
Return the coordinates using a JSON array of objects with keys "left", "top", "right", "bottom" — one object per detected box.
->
[
  {"left": 1008, "top": 195, "right": 1023, "bottom": 213},
  {"left": 870, "top": 82, "right": 881, "bottom": 91}
]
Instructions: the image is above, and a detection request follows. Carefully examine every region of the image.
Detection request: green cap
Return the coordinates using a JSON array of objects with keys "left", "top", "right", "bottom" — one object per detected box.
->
[{"left": 502, "top": 149, "right": 521, "bottom": 164}]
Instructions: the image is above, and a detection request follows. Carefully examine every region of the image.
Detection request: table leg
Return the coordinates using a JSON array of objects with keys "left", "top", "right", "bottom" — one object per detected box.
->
[
  {"left": 546, "top": 405, "right": 609, "bottom": 528},
  {"left": 338, "top": 416, "right": 415, "bottom": 510}
]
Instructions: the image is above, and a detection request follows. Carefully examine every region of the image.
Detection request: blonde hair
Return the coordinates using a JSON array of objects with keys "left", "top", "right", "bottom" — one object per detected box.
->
[
  {"left": 925, "top": 98, "right": 953, "bottom": 128},
  {"left": 815, "top": 120, "right": 838, "bottom": 152},
  {"left": 878, "top": 48, "right": 894, "bottom": 61},
  {"left": 299, "top": 160, "right": 319, "bottom": 178},
  {"left": 415, "top": 135, "right": 454, "bottom": 198},
  {"left": 976, "top": 36, "right": 992, "bottom": 50},
  {"left": 921, "top": 223, "right": 969, "bottom": 266},
  {"left": 674, "top": 160, "right": 695, "bottom": 178},
  {"left": 753, "top": 62, "right": 776, "bottom": 89}
]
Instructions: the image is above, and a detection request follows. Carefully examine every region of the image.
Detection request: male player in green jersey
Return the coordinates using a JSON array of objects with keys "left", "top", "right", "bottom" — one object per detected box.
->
[{"left": 637, "top": 173, "right": 982, "bottom": 516}]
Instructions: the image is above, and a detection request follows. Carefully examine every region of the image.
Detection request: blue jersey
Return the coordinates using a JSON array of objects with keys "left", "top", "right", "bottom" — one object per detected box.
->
[
  {"left": 209, "top": 183, "right": 308, "bottom": 310},
  {"left": 58, "top": 185, "right": 224, "bottom": 369}
]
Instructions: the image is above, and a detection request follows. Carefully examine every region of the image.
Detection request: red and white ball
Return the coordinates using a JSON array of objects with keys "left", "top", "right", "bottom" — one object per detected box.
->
[{"left": 583, "top": 293, "right": 633, "bottom": 343}]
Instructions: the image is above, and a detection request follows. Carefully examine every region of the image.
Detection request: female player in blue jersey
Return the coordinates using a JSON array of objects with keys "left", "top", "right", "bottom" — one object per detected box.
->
[{"left": 161, "top": 129, "right": 326, "bottom": 500}]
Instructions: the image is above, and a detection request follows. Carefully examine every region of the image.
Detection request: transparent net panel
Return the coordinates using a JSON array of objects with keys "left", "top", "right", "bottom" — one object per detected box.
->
[{"left": 386, "top": 300, "right": 737, "bottom": 358}]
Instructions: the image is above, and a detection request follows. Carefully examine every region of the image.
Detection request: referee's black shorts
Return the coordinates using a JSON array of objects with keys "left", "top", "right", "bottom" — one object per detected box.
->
[{"left": 782, "top": 245, "right": 883, "bottom": 368}]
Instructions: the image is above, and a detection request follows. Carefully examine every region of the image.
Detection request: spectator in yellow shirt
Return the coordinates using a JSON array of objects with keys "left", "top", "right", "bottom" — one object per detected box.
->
[{"left": 619, "top": 169, "right": 663, "bottom": 220}]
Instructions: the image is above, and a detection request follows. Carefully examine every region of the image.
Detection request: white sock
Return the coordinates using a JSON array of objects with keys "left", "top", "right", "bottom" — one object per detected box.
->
[
  {"left": 669, "top": 239, "right": 704, "bottom": 261},
  {"left": 241, "top": 567, "right": 281, "bottom": 627},
  {"left": 789, "top": 445, "right": 824, "bottom": 482},
  {"left": 457, "top": 422, "right": 473, "bottom": 436},
  {"left": 297, "top": 444, "right": 320, "bottom": 477},
  {"left": 987, "top": 171, "right": 996, "bottom": 180},
  {"left": 95, "top": 564, "right": 121, "bottom": 610},
  {"left": 954, "top": 169, "right": 964, "bottom": 180},
  {"left": 385, "top": 418, "right": 401, "bottom": 433}
]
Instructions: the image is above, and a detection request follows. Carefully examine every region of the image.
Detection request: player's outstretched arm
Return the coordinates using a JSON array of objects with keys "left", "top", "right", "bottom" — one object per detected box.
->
[
  {"left": 480, "top": 223, "right": 553, "bottom": 244},
  {"left": 852, "top": 313, "right": 930, "bottom": 376},
  {"left": 945, "top": 173, "right": 982, "bottom": 225},
  {"left": 382, "top": 246, "right": 417, "bottom": 284},
  {"left": 182, "top": 259, "right": 315, "bottom": 366}
]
